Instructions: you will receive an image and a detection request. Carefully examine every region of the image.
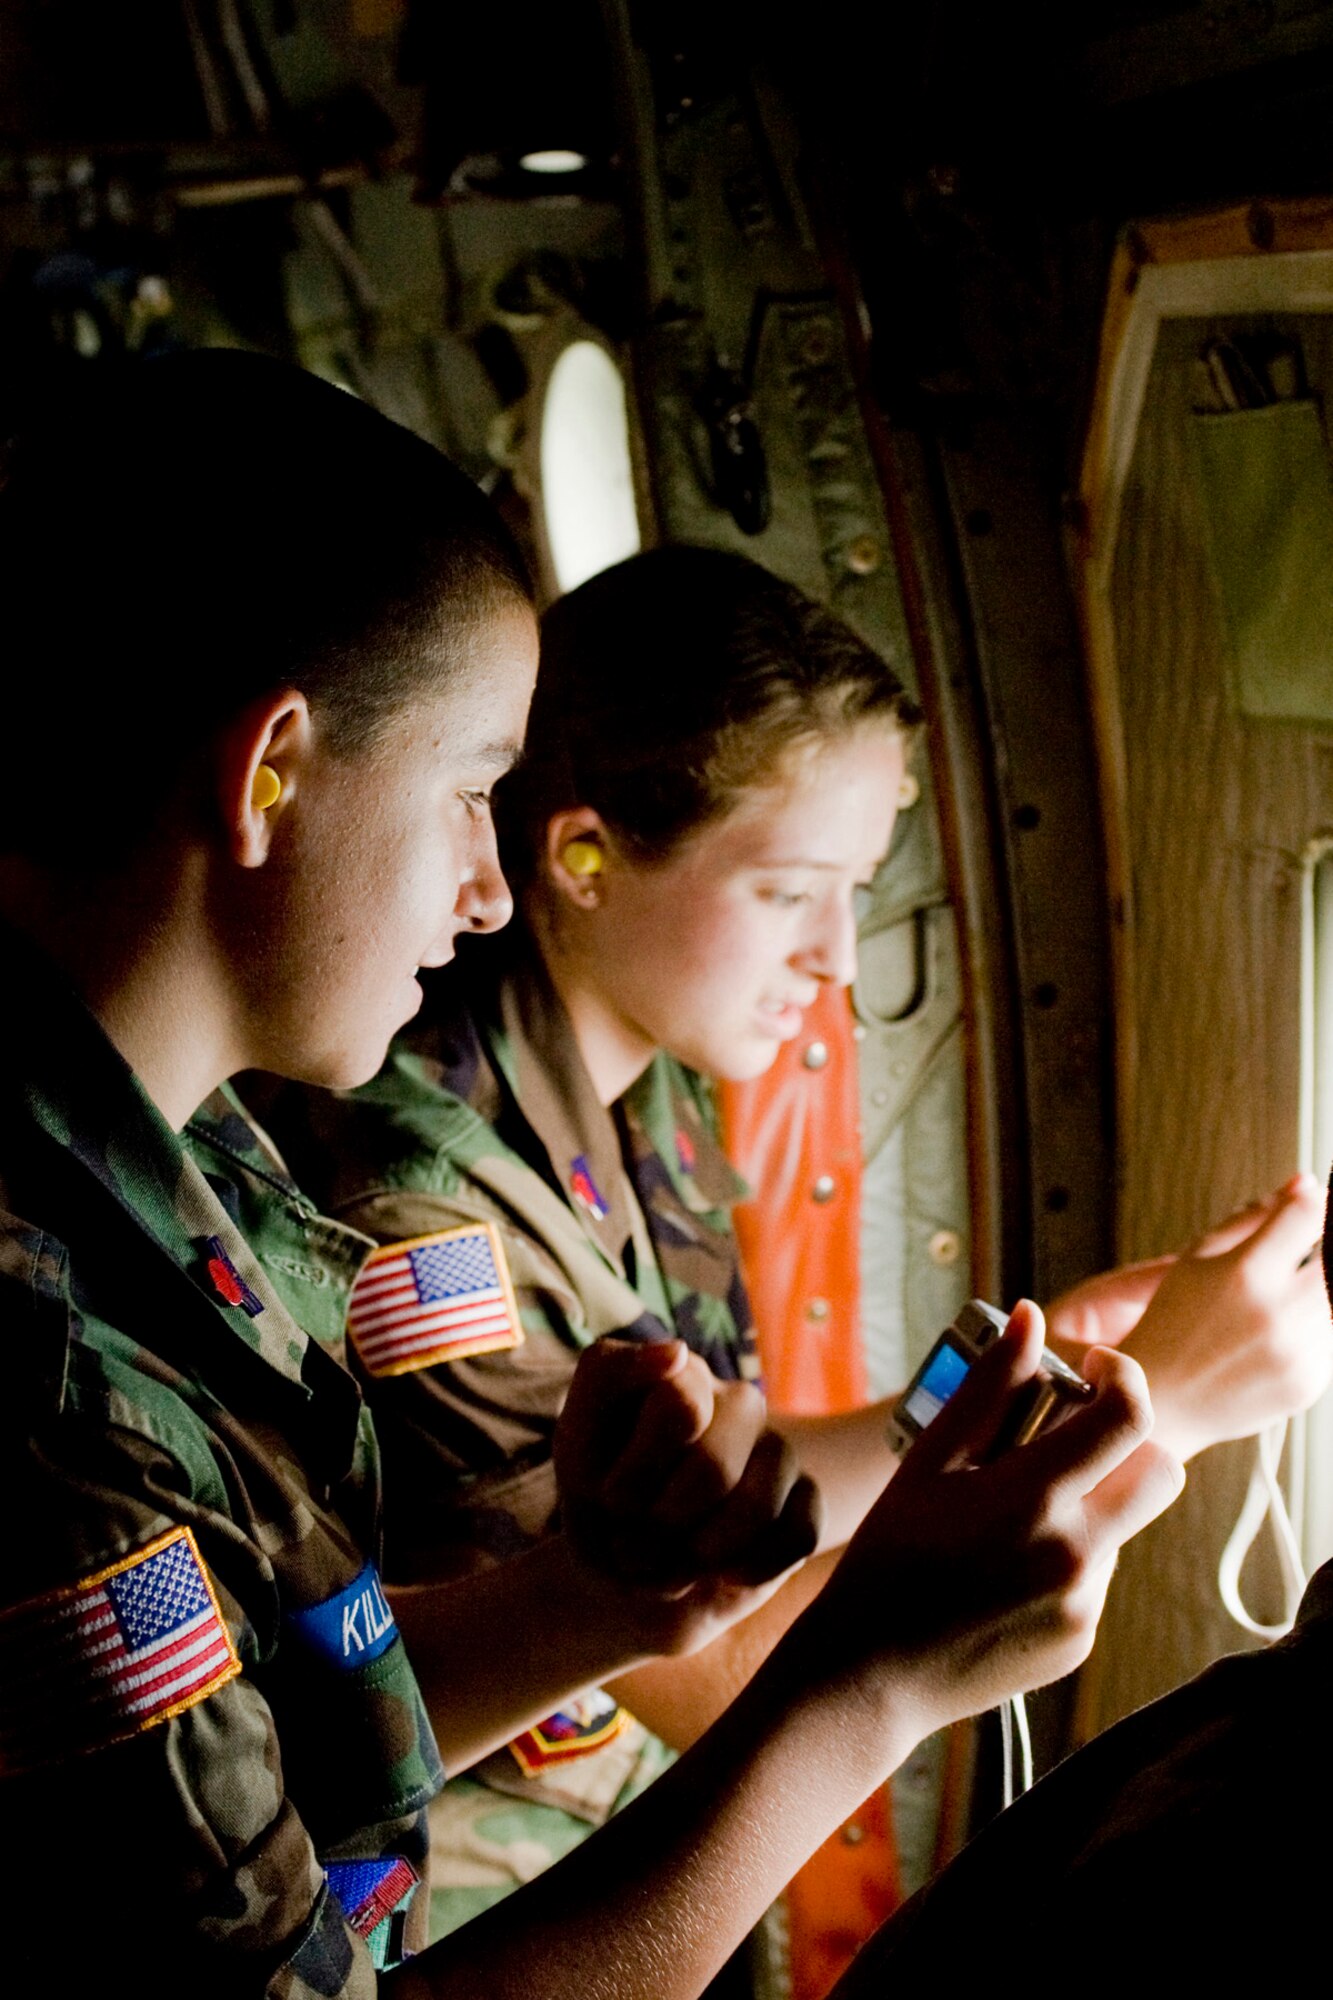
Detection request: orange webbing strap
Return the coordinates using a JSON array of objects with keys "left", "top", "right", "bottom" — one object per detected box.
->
[
  {"left": 719, "top": 986, "right": 900, "bottom": 1998},
  {"left": 719, "top": 985, "right": 868, "bottom": 1415},
  {"left": 783, "top": 1787, "right": 901, "bottom": 2000}
]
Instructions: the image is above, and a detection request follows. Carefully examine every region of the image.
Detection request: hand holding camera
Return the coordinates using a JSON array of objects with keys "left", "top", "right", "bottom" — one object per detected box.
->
[
  {"left": 784, "top": 1302, "right": 1185, "bottom": 1753},
  {"left": 888, "top": 1298, "right": 1092, "bottom": 1457}
]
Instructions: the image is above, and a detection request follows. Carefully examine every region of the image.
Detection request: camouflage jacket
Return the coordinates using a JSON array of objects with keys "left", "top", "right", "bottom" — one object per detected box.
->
[
  {"left": 246, "top": 930, "right": 759, "bottom": 1885},
  {"left": 0, "top": 942, "right": 443, "bottom": 1998},
  {"left": 261, "top": 926, "right": 762, "bottom": 1584}
]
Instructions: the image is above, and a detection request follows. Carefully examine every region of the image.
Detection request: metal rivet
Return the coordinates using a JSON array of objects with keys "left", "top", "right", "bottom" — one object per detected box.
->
[
  {"left": 928, "top": 1228, "right": 962, "bottom": 1266},
  {"left": 846, "top": 534, "right": 882, "bottom": 576},
  {"left": 897, "top": 770, "right": 920, "bottom": 809},
  {"left": 852, "top": 1022, "right": 866, "bottom": 1041},
  {"left": 812, "top": 1174, "right": 837, "bottom": 1204},
  {"left": 842, "top": 1821, "right": 865, "bottom": 1846},
  {"left": 890, "top": 1059, "right": 908, "bottom": 1078},
  {"left": 802, "top": 1039, "right": 829, "bottom": 1070},
  {"left": 807, "top": 1297, "right": 830, "bottom": 1322},
  {"left": 871, "top": 1087, "right": 889, "bottom": 1106}
]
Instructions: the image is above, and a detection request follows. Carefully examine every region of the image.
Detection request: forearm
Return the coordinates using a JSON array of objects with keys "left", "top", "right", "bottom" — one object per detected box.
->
[
  {"left": 771, "top": 1404, "right": 898, "bottom": 1549},
  {"left": 386, "top": 1318, "right": 1185, "bottom": 2000},
  {"left": 608, "top": 1548, "right": 840, "bottom": 1749},
  {"left": 389, "top": 1535, "right": 655, "bottom": 1772},
  {"left": 387, "top": 1624, "right": 917, "bottom": 2000}
]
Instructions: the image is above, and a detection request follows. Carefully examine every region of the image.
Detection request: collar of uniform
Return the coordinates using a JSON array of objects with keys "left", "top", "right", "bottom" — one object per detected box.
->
[
  {"left": 0, "top": 1204, "right": 74, "bottom": 1411},
  {"left": 622, "top": 1058, "right": 750, "bottom": 1218},
  {"left": 185, "top": 1084, "right": 376, "bottom": 1354},
  {"left": 488, "top": 928, "right": 636, "bottom": 1276},
  {"left": 0, "top": 938, "right": 324, "bottom": 1397}
]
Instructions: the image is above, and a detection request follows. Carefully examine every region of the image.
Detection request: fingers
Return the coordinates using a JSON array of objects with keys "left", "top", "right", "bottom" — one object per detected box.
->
[
  {"left": 600, "top": 1353, "right": 721, "bottom": 1515},
  {"left": 1222, "top": 1171, "right": 1324, "bottom": 1272},
  {"left": 1018, "top": 1344, "right": 1155, "bottom": 1496},
  {"left": 1187, "top": 1191, "right": 1280, "bottom": 1258},
  {"left": 1082, "top": 1436, "right": 1185, "bottom": 1549},
  {"left": 1045, "top": 1258, "right": 1174, "bottom": 1349},
  {"left": 902, "top": 1302, "right": 1046, "bottom": 1477},
  {"left": 761, "top": 1474, "right": 825, "bottom": 1581},
  {"left": 557, "top": 1338, "right": 816, "bottom": 1595},
  {"left": 554, "top": 1336, "right": 694, "bottom": 1506},
  {"left": 644, "top": 1377, "right": 769, "bottom": 1530},
  {"left": 687, "top": 1428, "right": 821, "bottom": 1578}
]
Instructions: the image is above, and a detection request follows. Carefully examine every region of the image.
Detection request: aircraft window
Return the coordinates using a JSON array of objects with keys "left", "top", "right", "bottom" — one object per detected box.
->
[
  {"left": 539, "top": 338, "right": 641, "bottom": 593},
  {"left": 520, "top": 149, "right": 589, "bottom": 175}
]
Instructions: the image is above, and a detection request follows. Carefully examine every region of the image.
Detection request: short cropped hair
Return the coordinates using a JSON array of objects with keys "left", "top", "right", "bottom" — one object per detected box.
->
[
  {"left": 0, "top": 350, "right": 530, "bottom": 858},
  {"left": 503, "top": 546, "right": 919, "bottom": 870}
]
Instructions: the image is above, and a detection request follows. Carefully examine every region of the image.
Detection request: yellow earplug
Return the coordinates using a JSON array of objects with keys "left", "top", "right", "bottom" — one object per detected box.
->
[
  {"left": 563, "top": 839, "right": 604, "bottom": 878},
  {"left": 252, "top": 764, "right": 282, "bottom": 811}
]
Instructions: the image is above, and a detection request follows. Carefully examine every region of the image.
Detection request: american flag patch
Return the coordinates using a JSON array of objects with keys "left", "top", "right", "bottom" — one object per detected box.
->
[
  {"left": 0, "top": 1526, "right": 240, "bottom": 1775},
  {"left": 347, "top": 1223, "right": 523, "bottom": 1378}
]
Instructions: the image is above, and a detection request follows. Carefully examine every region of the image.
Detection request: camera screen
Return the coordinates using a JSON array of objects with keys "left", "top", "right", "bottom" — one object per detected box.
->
[{"left": 900, "top": 1336, "right": 971, "bottom": 1432}]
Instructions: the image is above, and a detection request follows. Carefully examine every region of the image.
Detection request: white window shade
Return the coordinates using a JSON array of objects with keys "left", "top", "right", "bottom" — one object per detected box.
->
[{"left": 539, "top": 339, "right": 641, "bottom": 595}]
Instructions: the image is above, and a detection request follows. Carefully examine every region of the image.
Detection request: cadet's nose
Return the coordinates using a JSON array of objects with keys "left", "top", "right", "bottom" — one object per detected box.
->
[
  {"left": 456, "top": 827, "right": 514, "bottom": 935},
  {"left": 793, "top": 896, "right": 858, "bottom": 989}
]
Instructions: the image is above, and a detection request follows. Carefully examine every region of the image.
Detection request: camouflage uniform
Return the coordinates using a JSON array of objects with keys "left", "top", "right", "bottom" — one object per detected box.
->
[
  {"left": 258, "top": 928, "right": 762, "bottom": 1941},
  {"left": 0, "top": 942, "right": 443, "bottom": 1998}
]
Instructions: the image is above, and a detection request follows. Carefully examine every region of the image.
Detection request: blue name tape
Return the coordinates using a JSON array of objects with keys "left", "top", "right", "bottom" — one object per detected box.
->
[{"left": 288, "top": 1564, "right": 399, "bottom": 1669}]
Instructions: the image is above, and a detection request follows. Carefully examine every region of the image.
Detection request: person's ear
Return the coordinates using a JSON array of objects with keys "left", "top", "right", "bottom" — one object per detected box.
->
[
  {"left": 217, "top": 689, "right": 313, "bottom": 868},
  {"left": 545, "top": 808, "right": 612, "bottom": 909}
]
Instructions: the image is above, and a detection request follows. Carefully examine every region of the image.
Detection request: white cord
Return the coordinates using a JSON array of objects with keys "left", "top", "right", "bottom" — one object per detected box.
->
[
  {"left": 1012, "top": 1692, "right": 1034, "bottom": 1795},
  {"left": 1217, "top": 1420, "right": 1307, "bottom": 1639},
  {"left": 994, "top": 1433, "right": 1300, "bottom": 1819},
  {"left": 997, "top": 1694, "right": 1034, "bottom": 1810},
  {"left": 997, "top": 1696, "right": 1014, "bottom": 1810}
]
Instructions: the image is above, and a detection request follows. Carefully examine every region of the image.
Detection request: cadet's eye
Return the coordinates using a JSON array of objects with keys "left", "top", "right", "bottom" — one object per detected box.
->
[
  {"left": 759, "top": 886, "right": 811, "bottom": 908},
  {"left": 460, "top": 791, "right": 492, "bottom": 822}
]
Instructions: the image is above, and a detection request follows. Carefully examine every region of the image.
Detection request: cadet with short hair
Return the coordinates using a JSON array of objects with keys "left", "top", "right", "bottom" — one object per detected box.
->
[{"left": 0, "top": 355, "right": 1182, "bottom": 2000}]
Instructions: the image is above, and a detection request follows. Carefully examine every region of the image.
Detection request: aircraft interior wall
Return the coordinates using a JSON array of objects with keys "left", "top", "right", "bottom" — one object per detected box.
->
[{"left": 1081, "top": 283, "right": 1333, "bottom": 1731}]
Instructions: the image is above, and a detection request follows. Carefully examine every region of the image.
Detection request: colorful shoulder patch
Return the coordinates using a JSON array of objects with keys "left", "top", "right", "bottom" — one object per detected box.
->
[
  {"left": 508, "top": 1689, "right": 630, "bottom": 1777},
  {"left": 346, "top": 1221, "right": 523, "bottom": 1378},
  {"left": 287, "top": 1564, "right": 399, "bottom": 1670},
  {"left": 0, "top": 1525, "right": 240, "bottom": 1775},
  {"left": 325, "top": 1855, "right": 420, "bottom": 1970}
]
